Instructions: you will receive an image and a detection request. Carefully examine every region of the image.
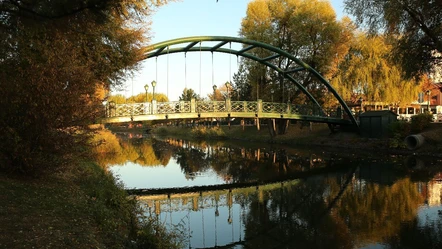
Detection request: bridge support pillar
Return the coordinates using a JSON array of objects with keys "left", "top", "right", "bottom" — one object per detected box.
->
[
  {"left": 256, "top": 99, "right": 263, "bottom": 131},
  {"left": 268, "top": 119, "right": 290, "bottom": 137},
  {"left": 278, "top": 119, "right": 289, "bottom": 134},
  {"left": 268, "top": 119, "right": 277, "bottom": 137}
]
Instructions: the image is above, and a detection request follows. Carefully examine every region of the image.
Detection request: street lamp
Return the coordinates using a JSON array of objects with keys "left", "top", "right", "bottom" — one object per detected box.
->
[
  {"left": 225, "top": 81, "right": 231, "bottom": 99},
  {"left": 271, "top": 89, "right": 274, "bottom": 102},
  {"left": 151, "top": 80, "right": 156, "bottom": 101},
  {"left": 427, "top": 90, "right": 431, "bottom": 113},
  {"left": 212, "top": 85, "right": 217, "bottom": 100},
  {"left": 144, "top": 84, "right": 149, "bottom": 102}
]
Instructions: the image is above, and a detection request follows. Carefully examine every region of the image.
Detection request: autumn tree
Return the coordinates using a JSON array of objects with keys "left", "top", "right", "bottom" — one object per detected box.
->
[
  {"left": 344, "top": 0, "right": 442, "bottom": 78},
  {"left": 0, "top": 0, "right": 171, "bottom": 174},
  {"left": 239, "top": 0, "right": 353, "bottom": 106},
  {"left": 330, "top": 33, "right": 421, "bottom": 105},
  {"left": 207, "top": 87, "right": 224, "bottom": 101},
  {"left": 108, "top": 94, "right": 128, "bottom": 104},
  {"left": 208, "top": 83, "right": 233, "bottom": 100},
  {"left": 127, "top": 93, "right": 147, "bottom": 103}
]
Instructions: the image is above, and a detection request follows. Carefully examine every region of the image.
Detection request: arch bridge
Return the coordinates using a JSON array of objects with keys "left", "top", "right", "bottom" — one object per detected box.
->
[
  {"left": 101, "top": 36, "right": 357, "bottom": 128},
  {"left": 103, "top": 99, "right": 352, "bottom": 126}
]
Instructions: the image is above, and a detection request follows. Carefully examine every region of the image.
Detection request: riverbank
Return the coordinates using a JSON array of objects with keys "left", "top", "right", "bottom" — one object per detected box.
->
[
  {"left": 148, "top": 122, "right": 442, "bottom": 157},
  {"left": 0, "top": 161, "right": 182, "bottom": 248}
]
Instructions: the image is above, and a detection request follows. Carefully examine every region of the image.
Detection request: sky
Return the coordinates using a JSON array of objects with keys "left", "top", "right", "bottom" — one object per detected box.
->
[{"left": 115, "top": 0, "right": 347, "bottom": 101}]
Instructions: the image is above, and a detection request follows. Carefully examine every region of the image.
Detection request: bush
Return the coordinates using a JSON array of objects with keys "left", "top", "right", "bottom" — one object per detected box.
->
[
  {"left": 389, "top": 120, "right": 411, "bottom": 138},
  {"left": 411, "top": 113, "right": 432, "bottom": 132},
  {"left": 388, "top": 120, "right": 411, "bottom": 148},
  {"left": 191, "top": 126, "right": 226, "bottom": 139}
]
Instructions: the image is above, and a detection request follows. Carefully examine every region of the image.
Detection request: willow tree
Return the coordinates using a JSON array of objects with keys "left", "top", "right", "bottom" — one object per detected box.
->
[
  {"left": 330, "top": 33, "right": 421, "bottom": 105},
  {"left": 238, "top": 0, "right": 353, "bottom": 106},
  {"left": 344, "top": 0, "right": 442, "bottom": 78},
  {"left": 0, "top": 0, "right": 172, "bottom": 174}
]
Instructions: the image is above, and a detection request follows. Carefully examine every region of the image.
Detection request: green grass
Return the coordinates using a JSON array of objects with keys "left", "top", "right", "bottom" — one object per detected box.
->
[{"left": 0, "top": 161, "right": 183, "bottom": 249}]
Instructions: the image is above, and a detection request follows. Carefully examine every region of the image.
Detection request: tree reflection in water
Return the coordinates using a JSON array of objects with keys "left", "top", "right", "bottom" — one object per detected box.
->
[{"left": 101, "top": 134, "right": 442, "bottom": 249}]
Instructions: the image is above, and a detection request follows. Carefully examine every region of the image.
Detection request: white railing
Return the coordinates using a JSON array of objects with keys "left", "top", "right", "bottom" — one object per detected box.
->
[
  {"left": 105, "top": 99, "right": 331, "bottom": 118},
  {"left": 112, "top": 103, "right": 150, "bottom": 116},
  {"left": 196, "top": 101, "right": 227, "bottom": 113},
  {"left": 157, "top": 101, "right": 191, "bottom": 114}
]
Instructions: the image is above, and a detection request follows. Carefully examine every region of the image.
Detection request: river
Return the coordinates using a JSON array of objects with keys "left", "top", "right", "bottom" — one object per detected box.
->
[{"left": 102, "top": 133, "right": 442, "bottom": 249}]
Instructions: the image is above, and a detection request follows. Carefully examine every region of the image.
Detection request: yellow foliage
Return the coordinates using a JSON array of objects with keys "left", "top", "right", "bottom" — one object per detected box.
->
[
  {"left": 138, "top": 143, "right": 163, "bottom": 166},
  {"left": 331, "top": 177, "right": 423, "bottom": 243},
  {"left": 332, "top": 33, "right": 421, "bottom": 104},
  {"left": 90, "top": 130, "right": 123, "bottom": 155}
]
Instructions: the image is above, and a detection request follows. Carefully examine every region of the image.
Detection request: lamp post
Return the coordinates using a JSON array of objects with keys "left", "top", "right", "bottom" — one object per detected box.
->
[
  {"left": 212, "top": 85, "right": 217, "bottom": 100},
  {"left": 271, "top": 89, "right": 274, "bottom": 102},
  {"left": 427, "top": 90, "right": 431, "bottom": 113},
  {"left": 225, "top": 81, "right": 231, "bottom": 99},
  {"left": 151, "top": 80, "right": 157, "bottom": 101},
  {"left": 144, "top": 84, "right": 149, "bottom": 102}
]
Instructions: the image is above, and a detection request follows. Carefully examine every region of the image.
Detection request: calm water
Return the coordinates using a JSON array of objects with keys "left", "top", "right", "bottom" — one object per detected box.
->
[{"left": 103, "top": 134, "right": 442, "bottom": 249}]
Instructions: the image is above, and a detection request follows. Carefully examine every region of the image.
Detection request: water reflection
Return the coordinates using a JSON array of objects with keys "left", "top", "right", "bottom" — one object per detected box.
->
[
  {"left": 105, "top": 136, "right": 357, "bottom": 189},
  {"left": 102, "top": 134, "right": 442, "bottom": 249},
  {"left": 137, "top": 170, "right": 442, "bottom": 249}
]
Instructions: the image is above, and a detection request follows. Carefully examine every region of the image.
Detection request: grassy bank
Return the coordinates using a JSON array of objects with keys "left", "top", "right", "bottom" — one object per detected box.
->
[
  {"left": 153, "top": 122, "right": 361, "bottom": 146},
  {"left": 152, "top": 122, "right": 442, "bottom": 155},
  {"left": 0, "top": 161, "right": 182, "bottom": 249}
]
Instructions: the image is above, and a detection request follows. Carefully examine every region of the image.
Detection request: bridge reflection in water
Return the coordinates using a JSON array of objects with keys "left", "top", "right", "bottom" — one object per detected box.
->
[
  {"left": 138, "top": 180, "right": 301, "bottom": 249},
  {"left": 106, "top": 135, "right": 442, "bottom": 248}
]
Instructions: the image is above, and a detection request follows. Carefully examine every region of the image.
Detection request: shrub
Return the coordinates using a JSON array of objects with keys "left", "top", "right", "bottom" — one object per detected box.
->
[
  {"left": 389, "top": 120, "right": 411, "bottom": 138},
  {"left": 191, "top": 126, "right": 226, "bottom": 139},
  {"left": 411, "top": 113, "right": 432, "bottom": 132},
  {"left": 388, "top": 120, "right": 411, "bottom": 148}
]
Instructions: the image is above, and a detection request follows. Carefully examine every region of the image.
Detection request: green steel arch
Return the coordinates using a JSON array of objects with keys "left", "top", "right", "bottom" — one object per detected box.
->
[{"left": 143, "top": 36, "right": 358, "bottom": 127}]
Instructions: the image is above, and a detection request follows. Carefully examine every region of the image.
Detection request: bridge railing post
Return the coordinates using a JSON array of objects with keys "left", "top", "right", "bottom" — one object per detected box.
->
[
  {"left": 179, "top": 101, "right": 185, "bottom": 113},
  {"left": 144, "top": 102, "right": 150, "bottom": 114},
  {"left": 191, "top": 98, "right": 196, "bottom": 113},
  {"left": 104, "top": 103, "right": 109, "bottom": 117},
  {"left": 286, "top": 103, "right": 291, "bottom": 114},
  {"left": 152, "top": 100, "right": 157, "bottom": 114},
  {"left": 257, "top": 99, "right": 262, "bottom": 116},
  {"left": 109, "top": 101, "right": 116, "bottom": 117},
  {"left": 226, "top": 98, "right": 231, "bottom": 113}
]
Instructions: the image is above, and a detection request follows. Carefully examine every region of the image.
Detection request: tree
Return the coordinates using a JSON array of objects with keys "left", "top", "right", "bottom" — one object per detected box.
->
[
  {"left": 108, "top": 94, "right": 128, "bottom": 104},
  {"left": 330, "top": 33, "right": 421, "bottom": 105},
  {"left": 232, "top": 63, "right": 253, "bottom": 100},
  {"left": 179, "top": 88, "right": 201, "bottom": 101},
  {"left": 208, "top": 83, "right": 232, "bottom": 100},
  {"left": 239, "top": 0, "right": 353, "bottom": 105},
  {"left": 344, "top": 0, "right": 442, "bottom": 78},
  {"left": 207, "top": 87, "right": 224, "bottom": 101},
  {"left": 0, "top": 0, "right": 171, "bottom": 174}
]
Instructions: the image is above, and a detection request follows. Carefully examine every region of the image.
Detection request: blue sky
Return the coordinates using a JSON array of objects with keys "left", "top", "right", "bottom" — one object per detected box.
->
[{"left": 117, "top": 0, "right": 347, "bottom": 101}]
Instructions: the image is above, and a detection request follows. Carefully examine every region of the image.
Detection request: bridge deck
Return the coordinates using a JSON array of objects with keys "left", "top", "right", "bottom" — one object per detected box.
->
[{"left": 100, "top": 99, "right": 354, "bottom": 126}]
